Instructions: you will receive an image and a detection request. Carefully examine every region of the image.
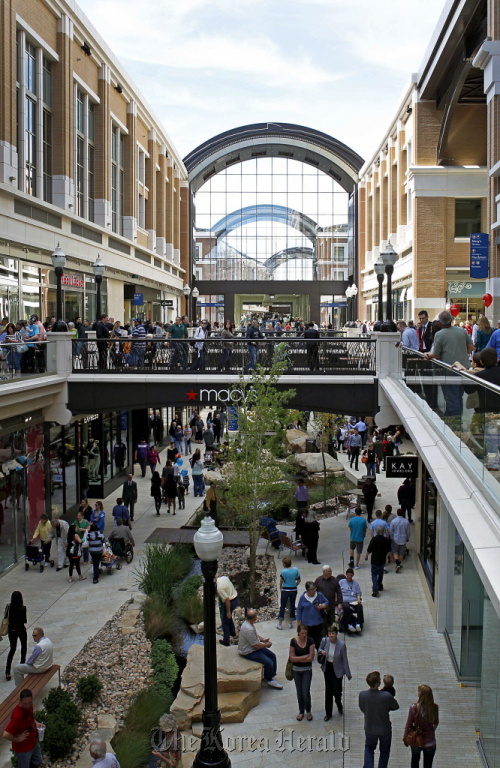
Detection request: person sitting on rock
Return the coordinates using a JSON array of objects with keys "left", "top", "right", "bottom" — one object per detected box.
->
[{"left": 238, "top": 609, "right": 283, "bottom": 689}]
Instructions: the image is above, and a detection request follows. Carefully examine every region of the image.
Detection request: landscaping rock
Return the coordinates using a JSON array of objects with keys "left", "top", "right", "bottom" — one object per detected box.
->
[
  {"left": 171, "top": 644, "right": 262, "bottom": 729},
  {"left": 286, "top": 428, "right": 308, "bottom": 453},
  {"left": 291, "top": 452, "right": 344, "bottom": 475},
  {"left": 204, "top": 469, "right": 223, "bottom": 483}
]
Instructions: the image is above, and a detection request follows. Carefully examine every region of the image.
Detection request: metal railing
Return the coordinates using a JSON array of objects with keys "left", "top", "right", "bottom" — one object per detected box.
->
[
  {"left": 71, "top": 337, "right": 377, "bottom": 375},
  {"left": 0, "top": 340, "right": 50, "bottom": 381}
]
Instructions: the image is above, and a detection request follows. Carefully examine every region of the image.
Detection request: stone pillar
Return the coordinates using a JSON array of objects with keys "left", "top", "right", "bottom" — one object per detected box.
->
[
  {"left": 52, "top": 14, "right": 75, "bottom": 209},
  {"left": 156, "top": 144, "right": 167, "bottom": 257},
  {"left": 166, "top": 160, "right": 174, "bottom": 261},
  {"left": 94, "top": 64, "right": 111, "bottom": 228},
  {"left": 123, "top": 100, "right": 137, "bottom": 242},
  {"left": 146, "top": 129, "right": 157, "bottom": 252},
  {"left": 0, "top": 0, "right": 18, "bottom": 186},
  {"left": 180, "top": 181, "right": 190, "bottom": 277}
]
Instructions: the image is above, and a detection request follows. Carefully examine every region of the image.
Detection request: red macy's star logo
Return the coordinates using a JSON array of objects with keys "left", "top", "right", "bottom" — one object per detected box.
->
[{"left": 186, "top": 390, "right": 198, "bottom": 401}]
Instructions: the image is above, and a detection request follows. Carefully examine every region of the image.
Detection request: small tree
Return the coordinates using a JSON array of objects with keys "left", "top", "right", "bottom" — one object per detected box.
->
[
  {"left": 312, "top": 412, "right": 344, "bottom": 511},
  {"left": 223, "top": 351, "right": 295, "bottom": 603}
]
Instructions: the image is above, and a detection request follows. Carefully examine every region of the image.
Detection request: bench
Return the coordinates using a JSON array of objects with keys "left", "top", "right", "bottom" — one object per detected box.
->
[{"left": 0, "top": 664, "right": 60, "bottom": 735}]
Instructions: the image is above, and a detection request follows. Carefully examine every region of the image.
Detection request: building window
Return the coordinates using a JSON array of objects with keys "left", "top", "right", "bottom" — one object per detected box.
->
[
  {"left": 455, "top": 199, "right": 482, "bottom": 238},
  {"left": 332, "top": 245, "right": 346, "bottom": 261},
  {"left": 75, "top": 89, "right": 96, "bottom": 221},
  {"left": 17, "top": 35, "right": 53, "bottom": 202},
  {"left": 111, "top": 125, "right": 124, "bottom": 235},
  {"left": 419, "top": 466, "right": 439, "bottom": 596}
]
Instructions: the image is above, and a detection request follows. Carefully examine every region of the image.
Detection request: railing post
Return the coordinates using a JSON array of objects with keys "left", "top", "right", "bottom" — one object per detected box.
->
[
  {"left": 375, "top": 332, "right": 402, "bottom": 380},
  {"left": 46, "top": 332, "right": 74, "bottom": 376}
]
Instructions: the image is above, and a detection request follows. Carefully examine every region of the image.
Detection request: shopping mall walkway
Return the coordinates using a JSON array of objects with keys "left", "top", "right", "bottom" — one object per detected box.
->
[{"left": 0, "top": 436, "right": 481, "bottom": 768}]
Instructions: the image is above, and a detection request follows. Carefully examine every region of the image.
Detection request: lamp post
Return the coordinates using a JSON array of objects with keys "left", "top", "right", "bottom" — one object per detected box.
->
[
  {"left": 193, "top": 515, "right": 231, "bottom": 768},
  {"left": 51, "top": 243, "right": 68, "bottom": 331},
  {"left": 192, "top": 286, "right": 200, "bottom": 323},
  {"left": 183, "top": 283, "right": 191, "bottom": 317},
  {"left": 374, "top": 259, "right": 385, "bottom": 322},
  {"left": 92, "top": 255, "right": 105, "bottom": 321},
  {"left": 351, "top": 283, "right": 358, "bottom": 325},
  {"left": 345, "top": 285, "right": 353, "bottom": 324},
  {"left": 380, "top": 241, "right": 398, "bottom": 322}
]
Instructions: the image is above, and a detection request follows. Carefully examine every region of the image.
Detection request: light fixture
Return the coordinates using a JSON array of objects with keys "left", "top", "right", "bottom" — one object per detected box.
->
[
  {"left": 51, "top": 243, "right": 67, "bottom": 271},
  {"left": 380, "top": 241, "right": 398, "bottom": 269},
  {"left": 183, "top": 283, "right": 191, "bottom": 298},
  {"left": 374, "top": 259, "right": 385, "bottom": 277},
  {"left": 351, "top": 284, "right": 358, "bottom": 297},
  {"left": 192, "top": 286, "right": 200, "bottom": 299},
  {"left": 374, "top": 259, "right": 385, "bottom": 322},
  {"left": 92, "top": 255, "right": 105, "bottom": 278},
  {"left": 380, "top": 241, "right": 398, "bottom": 322},
  {"left": 193, "top": 514, "right": 224, "bottom": 562}
]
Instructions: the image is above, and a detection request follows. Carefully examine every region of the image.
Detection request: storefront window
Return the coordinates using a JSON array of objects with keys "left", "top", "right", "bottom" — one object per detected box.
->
[
  {"left": 479, "top": 594, "right": 500, "bottom": 765},
  {"left": 445, "top": 525, "right": 484, "bottom": 681},
  {"left": 419, "top": 466, "right": 439, "bottom": 595},
  {"left": 0, "top": 258, "right": 20, "bottom": 321}
]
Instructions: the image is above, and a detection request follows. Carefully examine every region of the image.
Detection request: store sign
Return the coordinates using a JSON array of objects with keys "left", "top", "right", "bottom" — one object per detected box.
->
[
  {"left": 160, "top": 300, "right": 174, "bottom": 307},
  {"left": 186, "top": 387, "right": 256, "bottom": 403},
  {"left": 133, "top": 293, "right": 144, "bottom": 306},
  {"left": 447, "top": 280, "right": 486, "bottom": 298},
  {"left": 83, "top": 414, "right": 99, "bottom": 423},
  {"left": 470, "top": 233, "right": 489, "bottom": 279},
  {"left": 386, "top": 456, "right": 418, "bottom": 478},
  {"left": 61, "top": 274, "right": 84, "bottom": 288}
]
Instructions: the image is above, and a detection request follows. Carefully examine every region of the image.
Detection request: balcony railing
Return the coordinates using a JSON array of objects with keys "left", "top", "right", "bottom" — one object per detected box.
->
[
  {"left": 401, "top": 348, "right": 500, "bottom": 496},
  {"left": 71, "top": 337, "right": 377, "bottom": 375}
]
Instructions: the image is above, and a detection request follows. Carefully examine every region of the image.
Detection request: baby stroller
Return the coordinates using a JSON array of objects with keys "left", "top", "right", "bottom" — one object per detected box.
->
[
  {"left": 99, "top": 543, "right": 122, "bottom": 573},
  {"left": 203, "top": 450, "right": 213, "bottom": 468},
  {"left": 25, "top": 544, "right": 54, "bottom": 573}
]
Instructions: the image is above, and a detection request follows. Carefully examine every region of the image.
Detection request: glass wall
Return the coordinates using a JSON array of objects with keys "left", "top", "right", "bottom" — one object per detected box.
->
[
  {"left": 479, "top": 594, "right": 500, "bottom": 766},
  {"left": 194, "top": 157, "right": 349, "bottom": 282},
  {"left": 0, "top": 424, "right": 45, "bottom": 574}
]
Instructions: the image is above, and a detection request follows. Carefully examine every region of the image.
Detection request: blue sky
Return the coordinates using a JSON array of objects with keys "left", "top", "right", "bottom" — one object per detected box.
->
[{"left": 77, "top": 0, "right": 446, "bottom": 163}]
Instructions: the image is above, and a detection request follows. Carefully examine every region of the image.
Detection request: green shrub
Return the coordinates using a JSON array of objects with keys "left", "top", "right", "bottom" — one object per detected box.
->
[
  {"left": 42, "top": 713, "right": 78, "bottom": 761},
  {"left": 113, "top": 729, "right": 151, "bottom": 768},
  {"left": 142, "top": 595, "right": 177, "bottom": 640},
  {"left": 123, "top": 687, "right": 169, "bottom": 734},
  {"left": 135, "top": 543, "right": 193, "bottom": 602},
  {"left": 42, "top": 687, "right": 80, "bottom": 726},
  {"left": 177, "top": 590, "right": 203, "bottom": 625},
  {"left": 151, "top": 638, "right": 179, "bottom": 699},
  {"left": 76, "top": 674, "right": 103, "bottom": 702}
]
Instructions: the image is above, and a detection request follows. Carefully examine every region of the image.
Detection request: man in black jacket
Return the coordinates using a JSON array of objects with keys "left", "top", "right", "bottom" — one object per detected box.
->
[
  {"left": 95, "top": 314, "right": 110, "bottom": 369},
  {"left": 245, "top": 319, "right": 263, "bottom": 371},
  {"left": 365, "top": 528, "right": 391, "bottom": 597},
  {"left": 304, "top": 321, "right": 320, "bottom": 370},
  {"left": 122, "top": 474, "right": 138, "bottom": 521}
]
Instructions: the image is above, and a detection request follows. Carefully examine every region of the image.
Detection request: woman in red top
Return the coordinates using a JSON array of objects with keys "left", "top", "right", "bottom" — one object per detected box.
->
[{"left": 403, "top": 684, "right": 439, "bottom": 767}]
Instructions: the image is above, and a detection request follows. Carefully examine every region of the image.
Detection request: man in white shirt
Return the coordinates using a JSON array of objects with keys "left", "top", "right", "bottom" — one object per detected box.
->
[
  {"left": 354, "top": 418, "right": 368, "bottom": 447},
  {"left": 14, "top": 627, "right": 53, "bottom": 686},
  {"left": 217, "top": 575, "right": 239, "bottom": 647},
  {"left": 238, "top": 609, "right": 282, "bottom": 688}
]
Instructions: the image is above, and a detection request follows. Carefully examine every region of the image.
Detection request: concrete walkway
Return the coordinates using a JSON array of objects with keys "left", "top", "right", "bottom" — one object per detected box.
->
[{"left": 0, "top": 433, "right": 481, "bottom": 768}]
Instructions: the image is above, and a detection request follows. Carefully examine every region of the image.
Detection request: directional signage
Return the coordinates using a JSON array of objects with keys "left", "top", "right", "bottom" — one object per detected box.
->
[
  {"left": 386, "top": 455, "right": 418, "bottom": 478},
  {"left": 470, "top": 233, "right": 489, "bottom": 279},
  {"left": 133, "top": 292, "right": 144, "bottom": 306}
]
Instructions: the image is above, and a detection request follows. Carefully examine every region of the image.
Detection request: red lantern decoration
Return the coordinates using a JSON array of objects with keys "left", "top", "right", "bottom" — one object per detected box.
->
[
  {"left": 449, "top": 303, "right": 461, "bottom": 317},
  {"left": 483, "top": 293, "right": 493, "bottom": 308}
]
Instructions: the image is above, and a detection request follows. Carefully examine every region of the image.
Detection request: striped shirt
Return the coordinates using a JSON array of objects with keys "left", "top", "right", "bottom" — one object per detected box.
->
[{"left": 87, "top": 530, "right": 105, "bottom": 554}]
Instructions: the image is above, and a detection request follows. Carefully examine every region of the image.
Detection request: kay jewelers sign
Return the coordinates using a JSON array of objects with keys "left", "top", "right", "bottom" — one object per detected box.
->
[{"left": 385, "top": 456, "right": 418, "bottom": 478}]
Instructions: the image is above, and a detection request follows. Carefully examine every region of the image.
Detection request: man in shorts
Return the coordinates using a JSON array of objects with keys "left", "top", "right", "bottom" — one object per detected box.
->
[
  {"left": 348, "top": 507, "right": 367, "bottom": 568},
  {"left": 389, "top": 509, "right": 410, "bottom": 573}
]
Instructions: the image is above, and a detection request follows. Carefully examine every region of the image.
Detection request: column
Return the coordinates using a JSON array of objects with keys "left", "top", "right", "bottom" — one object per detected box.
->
[
  {"left": 52, "top": 14, "right": 75, "bottom": 209},
  {"left": 0, "top": 0, "right": 18, "bottom": 185},
  {"left": 155, "top": 144, "right": 167, "bottom": 257},
  {"left": 94, "top": 63, "right": 111, "bottom": 228},
  {"left": 146, "top": 129, "right": 157, "bottom": 252},
  {"left": 123, "top": 99, "right": 137, "bottom": 241}
]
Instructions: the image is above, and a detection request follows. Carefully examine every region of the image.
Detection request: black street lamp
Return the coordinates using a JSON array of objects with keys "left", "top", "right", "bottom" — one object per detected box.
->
[
  {"left": 374, "top": 259, "right": 385, "bottom": 322},
  {"left": 183, "top": 283, "right": 191, "bottom": 317},
  {"left": 51, "top": 243, "right": 68, "bottom": 331},
  {"left": 192, "top": 286, "right": 200, "bottom": 323},
  {"left": 351, "top": 283, "right": 358, "bottom": 324},
  {"left": 92, "top": 255, "right": 105, "bottom": 321},
  {"left": 193, "top": 515, "right": 231, "bottom": 768},
  {"left": 380, "top": 241, "right": 398, "bottom": 322}
]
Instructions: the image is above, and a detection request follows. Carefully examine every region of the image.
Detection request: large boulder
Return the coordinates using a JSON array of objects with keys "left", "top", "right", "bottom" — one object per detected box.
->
[
  {"left": 286, "top": 429, "right": 309, "bottom": 453},
  {"left": 291, "top": 452, "right": 344, "bottom": 475},
  {"left": 171, "top": 644, "right": 262, "bottom": 729}
]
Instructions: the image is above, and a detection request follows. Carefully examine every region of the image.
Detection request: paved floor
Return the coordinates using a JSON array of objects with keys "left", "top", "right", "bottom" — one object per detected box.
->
[{"left": 0, "top": 433, "right": 482, "bottom": 768}]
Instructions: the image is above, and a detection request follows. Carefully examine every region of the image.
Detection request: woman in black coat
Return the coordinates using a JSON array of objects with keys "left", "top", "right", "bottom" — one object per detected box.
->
[
  {"left": 5, "top": 591, "right": 27, "bottom": 681},
  {"left": 301, "top": 512, "right": 321, "bottom": 564},
  {"left": 151, "top": 470, "right": 162, "bottom": 515}
]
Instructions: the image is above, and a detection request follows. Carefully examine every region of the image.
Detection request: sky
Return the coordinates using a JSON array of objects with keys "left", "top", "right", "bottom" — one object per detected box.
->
[{"left": 76, "top": 0, "right": 447, "bottom": 164}]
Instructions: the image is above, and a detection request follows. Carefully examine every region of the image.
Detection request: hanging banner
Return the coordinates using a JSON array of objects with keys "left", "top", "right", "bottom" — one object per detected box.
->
[{"left": 470, "top": 233, "right": 489, "bottom": 279}]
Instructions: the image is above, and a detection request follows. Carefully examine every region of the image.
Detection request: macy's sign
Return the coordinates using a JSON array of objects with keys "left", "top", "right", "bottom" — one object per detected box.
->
[{"left": 199, "top": 387, "right": 256, "bottom": 402}]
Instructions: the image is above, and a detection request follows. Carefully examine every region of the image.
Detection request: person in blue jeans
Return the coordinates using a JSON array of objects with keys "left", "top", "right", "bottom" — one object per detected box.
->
[
  {"left": 86, "top": 524, "right": 105, "bottom": 584},
  {"left": 238, "top": 609, "right": 283, "bottom": 689},
  {"left": 365, "top": 528, "right": 391, "bottom": 597},
  {"left": 276, "top": 557, "right": 301, "bottom": 630},
  {"left": 359, "top": 670, "right": 399, "bottom": 768}
]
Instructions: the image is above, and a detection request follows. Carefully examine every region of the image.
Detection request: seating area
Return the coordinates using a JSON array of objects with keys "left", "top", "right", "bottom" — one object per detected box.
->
[{"left": 0, "top": 664, "right": 60, "bottom": 735}]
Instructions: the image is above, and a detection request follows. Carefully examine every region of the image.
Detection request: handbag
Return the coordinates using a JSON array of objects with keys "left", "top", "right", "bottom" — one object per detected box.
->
[
  {"left": 361, "top": 456, "right": 368, "bottom": 464},
  {"left": 285, "top": 659, "right": 293, "bottom": 681},
  {"left": 405, "top": 706, "right": 424, "bottom": 747},
  {"left": 0, "top": 603, "right": 10, "bottom": 636}
]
